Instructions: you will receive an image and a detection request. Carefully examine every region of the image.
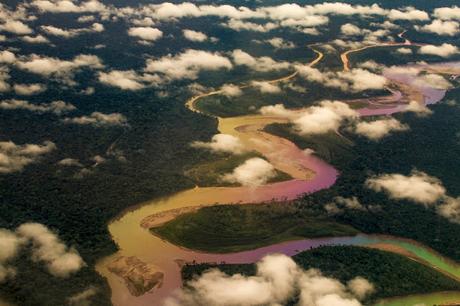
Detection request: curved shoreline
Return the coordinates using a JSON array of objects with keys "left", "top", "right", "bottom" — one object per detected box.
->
[{"left": 96, "top": 42, "right": 460, "bottom": 306}]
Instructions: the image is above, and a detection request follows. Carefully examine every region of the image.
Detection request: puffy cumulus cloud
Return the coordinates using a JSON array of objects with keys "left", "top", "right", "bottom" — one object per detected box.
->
[
  {"left": 396, "top": 47, "right": 413, "bottom": 55},
  {"left": 13, "top": 83, "right": 46, "bottom": 95},
  {"left": 259, "top": 103, "right": 295, "bottom": 118},
  {"left": 183, "top": 29, "right": 207, "bottom": 42},
  {"left": 128, "top": 26, "right": 163, "bottom": 42},
  {"left": 366, "top": 171, "right": 460, "bottom": 223},
  {"left": 41, "top": 23, "right": 104, "bottom": 38},
  {"left": 325, "top": 196, "right": 366, "bottom": 215},
  {"left": 222, "top": 157, "right": 276, "bottom": 187},
  {"left": 260, "top": 101, "right": 358, "bottom": 136},
  {"left": 232, "top": 49, "right": 290, "bottom": 72},
  {"left": 418, "top": 44, "right": 460, "bottom": 57},
  {"left": 21, "top": 34, "right": 50, "bottom": 44},
  {"left": 221, "top": 19, "right": 278, "bottom": 33},
  {"left": 265, "top": 37, "right": 295, "bottom": 49},
  {"left": 366, "top": 170, "right": 446, "bottom": 205},
  {"left": 14, "top": 54, "right": 103, "bottom": 84},
  {"left": 58, "top": 158, "right": 83, "bottom": 167},
  {"left": 0, "top": 229, "right": 24, "bottom": 282},
  {"left": 31, "top": 0, "right": 107, "bottom": 13},
  {"left": 129, "top": 2, "right": 386, "bottom": 25},
  {"left": 338, "top": 69, "right": 387, "bottom": 91},
  {"left": 191, "top": 134, "right": 245, "bottom": 154},
  {"left": 437, "top": 197, "right": 460, "bottom": 224},
  {"left": 68, "top": 286, "right": 98, "bottom": 306},
  {"left": 347, "top": 277, "right": 375, "bottom": 300},
  {"left": 145, "top": 49, "right": 232, "bottom": 80},
  {"left": 0, "top": 20, "right": 32, "bottom": 35},
  {"left": 220, "top": 84, "right": 242, "bottom": 97},
  {"left": 415, "top": 20, "right": 460, "bottom": 36},
  {"left": 403, "top": 101, "right": 432, "bottom": 117},
  {"left": 434, "top": 6, "right": 460, "bottom": 21},
  {"left": 293, "top": 101, "right": 357, "bottom": 135},
  {"left": 388, "top": 7, "right": 429, "bottom": 21},
  {"left": 354, "top": 118, "right": 408, "bottom": 140},
  {"left": 0, "top": 99, "right": 75, "bottom": 114},
  {"left": 340, "top": 23, "right": 362, "bottom": 36},
  {"left": 251, "top": 81, "right": 281, "bottom": 94},
  {"left": 165, "top": 254, "right": 373, "bottom": 306},
  {"left": 98, "top": 70, "right": 148, "bottom": 90},
  {"left": 63, "top": 112, "right": 127, "bottom": 127},
  {"left": 296, "top": 65, "right": 387, "bottom": 92},
  {"left": 0, "top": 50, "right": 16, "bottom": 64},
  {"left": 0, "top": 140, "right": 56, "bottom": 173},
  {"left": 413, "top": 73, "right": 452, "bottom": 90},
  {"left": 16, "top": 223, "right": 85, "bottom": 278}
]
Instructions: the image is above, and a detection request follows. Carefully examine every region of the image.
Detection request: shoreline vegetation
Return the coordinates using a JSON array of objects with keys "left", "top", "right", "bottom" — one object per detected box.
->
[{"left": 151, "top": 204, "right": 359, "bottom": 253}]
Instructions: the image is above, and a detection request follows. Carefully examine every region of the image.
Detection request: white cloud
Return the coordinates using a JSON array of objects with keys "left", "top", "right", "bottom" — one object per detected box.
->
[
  {"left": 413, "top": 73, "right": 452, "bottom": 90},
  {"left": 340, "top": 23, "right": 362, "bottom": 36},
  {"left": 222, "top": 157, "right": 276, "bottom": 186},
  {"left": 0, "top": 140, "right": 56, "bottom": 173},
  {"left": 68, "top": 286, "right": 98, "bottom": 306},
  {"left": 183, "top": 29, "right": 208, "bottom": 42},
  {"left": 260, "top": 101, "right": 358, "bottom": 136},
  {"left": 366, "top": 171, "right": 460, "bottom": 223},
  {"left": 396, "top": 47, "right": 413, "bottom": 55},
  {"left": 0, "top": 229, "right": 23, "bottom": 282},
  {"left": 16, "top": 54, "right": 103, "bottom": 84},
  {"left": 0, "top": 20, "right": 32, "bottom": 35},
  {"left": 128, "top": 26, "right": 163, "bottom": 41},
  {"left": 418, "top": 44, "right": 459, "bottom": 57},
  {"left": 232, "top": 49, "right": 290, "bottom": 72},
  {"left": 259, "top": 103, "right": 294, "bottom": 117},
  {"left": 145, "top": 49, "right": 232, "bottom": 80},
  {"left": 434, "top": 6, "right": 460, "bottom": 21},
  {"left": 437, "top": 197, "right": 460, "bottom": 224},
  {"left": 63, "top": 112, "right": 127, "bottom": 127},
  {"left": 222, "top": 19, "right": 278, "bottom": 32},
  {"left": 31, "top": 0, "right": 107, "bottom": 13},
  {"left": 41, "top": 23, "right": 104, "bottom": 38},
  {"left": 58, "top": 158, "right": 83, "bottom": 167},
  {"left": 0, "top": 50, "right": 16, "bottom": 64},
  {"left": 191, "top": 134, "right": 245, "bottom": 154},
  {"left": 416, "top": 20, "right": 460, "bottom": 36},
  {"left": 251, "top": 81, "right": 281, "bottom": 94},
  {"left": 16, "top": 223, "right": 85, "bottom": 278},
  {"left": 388, "top": 7, "right": 429, "bottom": 21},
  {"left": 403, "top": 101, "right": 432, "bottom": 116},
  {"left": 165, "top": 254, "right": 372, "bottom": 306},
  {"left": 366, "top": 171, "right": 446, "bottom": 205},
  {"left": 13, "top": 83, "right": 46, "bottom": 95},
  {"left": 98, "top": 70, "right": 146, "bottom": 90},
  {"left": 77, "top": 15, "right": 95, "bottom": 23},
  {"left": 294, "top": 101, "right": 357, "bottom": 135},
  {"left": 0, "top": 99, "right": 75, "bottom": 114},
  {"left": 265, "top": 37, "right": 295, "bottom": 49},
  {"left": 354, "top": 118, "right": 408, "bottom": 140},
  {"left": 296, "top": 65, "right": 387, "bottom": 92},
  {"left": 21, "top": 34, "right": 50, "bottom": 44},
  {"left": 220, "top": 84, "right": 242, "bottom": 97}
]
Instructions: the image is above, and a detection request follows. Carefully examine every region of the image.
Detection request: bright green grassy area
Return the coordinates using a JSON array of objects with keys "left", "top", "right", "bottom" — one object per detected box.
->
[
  {"left": 151, "top": 204, "right": 359, "bottom": 253},
  {"left": 184, "top": 152, "right": 292, "bottom": 187}
]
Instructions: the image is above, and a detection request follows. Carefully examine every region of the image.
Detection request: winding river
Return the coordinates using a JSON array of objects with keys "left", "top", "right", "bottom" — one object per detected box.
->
[{"left": 96, "top": 41, "right": 460, "bottom": 306}]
